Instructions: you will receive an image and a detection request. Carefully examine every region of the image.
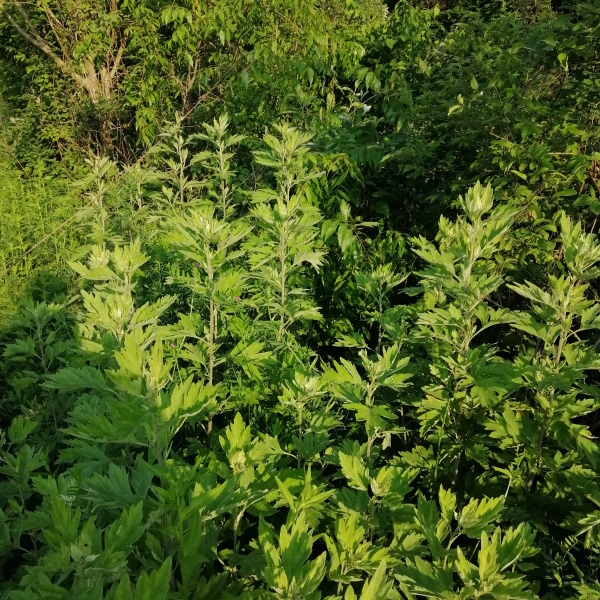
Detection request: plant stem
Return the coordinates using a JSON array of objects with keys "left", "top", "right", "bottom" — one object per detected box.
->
[{"left": 207, "top": 246, "right": 216, "bottom": 434}]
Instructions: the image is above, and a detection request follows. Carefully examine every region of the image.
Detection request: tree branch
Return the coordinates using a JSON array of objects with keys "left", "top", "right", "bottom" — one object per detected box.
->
[
  {"left": 5, "top": 0, "right": 124, "bottom": 104},
  {"left": 110, "top": 40, "right": 125, "bottom": 79},
  {"left": 4, "top": 1, "right": 86, "bottom": 88},
  {"left": 39, "top": 0, "right": 70, "bottom": 59}
]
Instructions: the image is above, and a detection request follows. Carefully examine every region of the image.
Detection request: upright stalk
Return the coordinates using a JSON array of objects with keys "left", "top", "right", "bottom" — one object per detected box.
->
[
  {"left": 219, "top": 141, "right": 228, "bottom": 218},
  {"left": 207, "top": 245, "right": 216, "bottom": 434},
  {"left": 277, "top": 174, "right": 293, "bottom": 340},
  {"left": 528, "top": 283, "right": 571, "bottom": 489},
  {"left": 278, "top": 241, "right": 287, "bottom": 340}
]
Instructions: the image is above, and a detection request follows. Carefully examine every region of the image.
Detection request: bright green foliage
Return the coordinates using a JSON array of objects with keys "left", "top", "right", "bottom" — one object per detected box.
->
[
  {"left": 2, "top": 0, "right": 600, "bottom": 599},
  {"left": 190, "top": 114, "right": 246, "bottom": 217},
  {"left": 259, "top": 511, "right": 327, "bottom": 599},
  {"left": 248, "top": 124, "right": 325, "bottom": 342},
  {"left": 2, "top": 154, "right": 598, "bottom": 598},
  {"left": 0, "top": 165, "right": 82, "bottom": 323},
  {"left": 411, "top": 182, "right": 516, "bottom": 486}
]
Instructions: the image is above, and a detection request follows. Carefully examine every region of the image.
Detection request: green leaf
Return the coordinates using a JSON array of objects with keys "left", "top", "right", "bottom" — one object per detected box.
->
[
  {"left": 133, "top": 558, "right": 171, "bottom": 600},
  {"left": 105, "top": 503, "right": 146, "bottom": 552},
  {"left": 458, "top": 496, "right": 504, "bottom": 538},
  {"left": 338, "top": 224, "right": 355, "bottom": 254},
  {"left": 322, "top": 219, "right": 339, "bottom": 241},
  {"left": 359, "top": 561, "right": 392, "bottom": 600},
  {"left": 44, "top": 366, "right": 107, "bottom": 392},
  {"left": 339, "top": 452, "right": 370, "bottom": 491},
  {"left": 114, "top": 574, "right": 132, "bottom": 600}
]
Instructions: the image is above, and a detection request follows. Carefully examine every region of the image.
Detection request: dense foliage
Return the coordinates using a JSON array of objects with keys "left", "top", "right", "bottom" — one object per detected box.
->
[{"left": 2, "top": 1, "right": 600, "bottom": 598}]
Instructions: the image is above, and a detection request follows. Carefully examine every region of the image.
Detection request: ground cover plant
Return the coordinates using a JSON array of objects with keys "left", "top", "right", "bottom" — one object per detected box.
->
[{"left": 1, "top": 1, "right": 600, "bottom": 599}]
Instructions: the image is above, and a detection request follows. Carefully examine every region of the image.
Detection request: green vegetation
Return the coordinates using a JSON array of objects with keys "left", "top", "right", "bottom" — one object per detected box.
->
[{"left": 1, "top": 1, "right": 600, "bottom": 598}]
